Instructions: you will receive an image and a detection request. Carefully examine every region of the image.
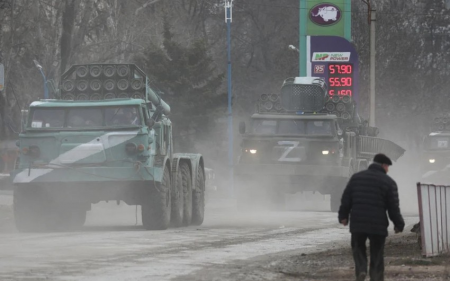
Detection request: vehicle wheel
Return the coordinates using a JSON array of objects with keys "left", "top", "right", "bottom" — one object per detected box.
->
[
  {"left": 14, "top": 185, "right": 47, "bottom": 232},
  {"left": 40, "top": 202, "right": 87, "bottom": 232},
  {"left": 170, "top": 164, "right": 184, "bottom": 227},
  {"left": 0, "top": 157, "right": 5, "bottom": 173},
  {"left": 330, "top": 192, "right": 341, "bottom": 213},
  {"left": 181, "top": 162, "right": 192, "bottom": 226},
  {"left": 236, "top": 187, "right": 264, "bottom": 211},
  {"left": 67, "top": 209, "right": 87, "bottom": 230},
  {"left": 330, "top": 165, "right": 354, "bottom": 212},
  {"left": 142, "top": 165, "right": 171, "bottom": 230},
  {"left": 236, "top": 195, "right": 249, "bottom": 211},
  {"left": 269, "top": 190, "right": 286, "bottom": 211},
  {"left": 191, "top": 167, "right": 205, "bottom": 226}
]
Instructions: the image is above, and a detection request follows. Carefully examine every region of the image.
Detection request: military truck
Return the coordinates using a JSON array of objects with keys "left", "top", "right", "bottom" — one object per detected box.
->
[
  {"left": 420, "top": 115, "right": 450, "bottom": 180},
  {"left": 236, "top": 77, "right": 405, "bottom": 211},
  {"left": 11, "top": 63, "right": 205, "bottom": 232}
]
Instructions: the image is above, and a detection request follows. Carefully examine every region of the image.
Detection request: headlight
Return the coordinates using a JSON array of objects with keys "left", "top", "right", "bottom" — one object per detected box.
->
[
  {"left": 249, "top": 149, "right": 257, "bottom": 154},
  {"left": 429, "top": 159, "right": 436, "bottom": 164},
  {"left": 125, "top": 142, "right": 137, "bottom": 154},
  {"left": 322, "top": 150, "right": 329, "bottom": 155},
  {"left": 30, "top": 146, "right": 40, "bottom": 158}
]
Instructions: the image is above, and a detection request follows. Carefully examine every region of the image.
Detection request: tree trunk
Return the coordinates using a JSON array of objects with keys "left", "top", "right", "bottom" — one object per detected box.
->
[{"left": 0, "top": 1, "right": 6, "bottom": 140}]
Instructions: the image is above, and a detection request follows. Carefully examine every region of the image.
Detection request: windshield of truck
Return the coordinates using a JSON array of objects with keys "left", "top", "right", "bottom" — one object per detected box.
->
[
  {"left": 252, "top": 119, "right": 333, "bottom": 136},
  {"left": 30, "top": 109, "right": 65, "bottom": 128},
  {"left": 252, "top": 120, "right": 277, "bottom": 134},
  {"left": 29, "top": 106, "right": 141, "bottom": 129},
  {"left": 278, "top": 120, "right": 305, "bottom": 134},
  {"left": 424, "top": 136, "right": 450, "bottom": 150},
  {"left": 306, "top": 120, "right": 332, "bottom": 136}
]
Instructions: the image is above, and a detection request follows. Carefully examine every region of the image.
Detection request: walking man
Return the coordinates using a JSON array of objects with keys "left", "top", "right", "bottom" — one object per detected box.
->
[{"left": 338, "top": 153, "right": 405, "bottom": 281}]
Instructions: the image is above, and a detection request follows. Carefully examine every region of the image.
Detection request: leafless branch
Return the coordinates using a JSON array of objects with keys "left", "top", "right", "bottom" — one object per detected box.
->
[{"left": 134, "top": 0, "right": 162, "bottom": 16}]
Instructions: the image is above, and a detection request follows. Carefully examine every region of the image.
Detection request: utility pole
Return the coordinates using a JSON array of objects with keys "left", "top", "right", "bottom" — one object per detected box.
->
[
  {"left": 369, "top": 10, "right": 376, "bottom": 127},
  {"left": 362, "top": 0, "right": 376, "bottom": 127},
  {"left": 225, "top": 0, "right": 234, "bottom": 197}
]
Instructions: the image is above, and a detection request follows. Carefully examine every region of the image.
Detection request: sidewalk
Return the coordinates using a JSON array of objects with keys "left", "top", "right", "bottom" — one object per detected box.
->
[{"left": 270, "top": 232, "right": 450, "bottom": 281}]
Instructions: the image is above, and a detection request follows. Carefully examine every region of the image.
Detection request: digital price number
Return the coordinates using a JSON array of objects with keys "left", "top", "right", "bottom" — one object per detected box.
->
[{"left": 327, "top": 63, "right": 353, "bottom": 96}]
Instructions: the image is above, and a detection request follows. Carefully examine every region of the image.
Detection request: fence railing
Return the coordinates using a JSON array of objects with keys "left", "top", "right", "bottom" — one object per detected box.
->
[{"left": 417, "top": 183, "right": 450, "bottom": 257}]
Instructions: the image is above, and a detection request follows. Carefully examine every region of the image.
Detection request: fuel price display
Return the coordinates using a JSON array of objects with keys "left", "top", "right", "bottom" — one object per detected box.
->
[{"left": 327, "top": 63, "right": 353, "bottom": 97}]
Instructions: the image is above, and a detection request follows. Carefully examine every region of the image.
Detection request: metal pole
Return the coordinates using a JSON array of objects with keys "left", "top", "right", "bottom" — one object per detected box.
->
[
  {"left": 299, "top": 0, "right": 307, "bottom": 76},
  {"left": 33, "top": 60, "right": 49, "bottom": 99},
  {"left": 344, "top": 0, "right": 352, "bottom": 41},
  {"left": 39, "top": 69, "right": 49, "bottom": 99},
  {"left": 225, "top": 0, "right": 234, "bottom": 197},
  {"left": 369, "top": 10, "right": 376, "bottom": 127}
]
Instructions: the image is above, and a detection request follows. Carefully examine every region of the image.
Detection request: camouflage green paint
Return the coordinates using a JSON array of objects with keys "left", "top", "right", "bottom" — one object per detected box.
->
[{"left": 12, "top": 100, "right": 165, "bottom": 184}]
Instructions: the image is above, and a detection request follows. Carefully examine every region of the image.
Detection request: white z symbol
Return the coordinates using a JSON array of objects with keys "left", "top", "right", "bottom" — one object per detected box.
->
[{"left": 278, "top": 141, "right": 301, "bottom": 162}]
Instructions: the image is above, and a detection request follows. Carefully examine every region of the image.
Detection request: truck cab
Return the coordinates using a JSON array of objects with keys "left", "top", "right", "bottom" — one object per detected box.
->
[{"left": 239, "top": 113, "right": 343, "bottom": 166}]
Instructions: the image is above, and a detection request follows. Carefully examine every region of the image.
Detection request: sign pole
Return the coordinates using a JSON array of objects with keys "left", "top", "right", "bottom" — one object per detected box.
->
[
  {"left": 344, "top": 0, "right": 352, "bottom": 41},
  {"left": 299, "top": 0, "right": 307, "bottom": 77}
]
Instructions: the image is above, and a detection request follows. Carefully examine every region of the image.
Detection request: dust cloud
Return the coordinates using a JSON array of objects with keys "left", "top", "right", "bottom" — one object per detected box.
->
[{"left": 376, "top": 117, "right": 423, "bottom": 216}]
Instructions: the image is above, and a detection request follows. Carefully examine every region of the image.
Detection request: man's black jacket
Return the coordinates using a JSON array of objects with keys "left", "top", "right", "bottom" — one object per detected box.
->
[{"left": 338, "top": 163, "right": 405, "bottom": 236}]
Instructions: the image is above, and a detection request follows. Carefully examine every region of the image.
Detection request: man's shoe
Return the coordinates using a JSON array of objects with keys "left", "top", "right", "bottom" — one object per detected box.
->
[{"left": 356, "top": 272, "right": 367, "bottom": 281}]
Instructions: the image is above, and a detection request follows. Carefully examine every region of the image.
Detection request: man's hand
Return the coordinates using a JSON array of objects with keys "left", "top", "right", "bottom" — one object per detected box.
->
[
  {"left": 340, "top": 219, "right": 348, "bottom": 226},
  {"left": 394, "top": 227, "right": 402, "bottom": 234}
]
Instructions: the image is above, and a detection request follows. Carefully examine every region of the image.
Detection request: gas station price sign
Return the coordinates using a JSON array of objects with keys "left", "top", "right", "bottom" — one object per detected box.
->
[{"left": 327, "top": 63, "right": 353, "bottom": 96}]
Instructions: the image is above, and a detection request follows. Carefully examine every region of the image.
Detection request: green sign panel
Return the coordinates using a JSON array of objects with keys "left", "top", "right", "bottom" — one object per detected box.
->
[
  {"left": 299, "top": 0, "right": 351, "bottom": 76},
  {"left": 306, "top": 0, "right": 351, "bottom": 40}
]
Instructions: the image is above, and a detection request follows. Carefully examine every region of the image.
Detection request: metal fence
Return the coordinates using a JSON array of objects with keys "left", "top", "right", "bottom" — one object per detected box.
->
[
  {"left": 357, "top": 136, "right": 405, "bottom": 161},
  {"left": 417, "top": 183, "right": 450, "bottom": 257}
]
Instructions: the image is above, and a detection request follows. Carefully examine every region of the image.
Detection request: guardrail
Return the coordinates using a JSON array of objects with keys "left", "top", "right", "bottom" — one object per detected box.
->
[
  {"left": 357, "top": 136, "right": 405, "bottom": 161},
  {"left": 417, "top": 182, "right": 450, "bottom": 257}
]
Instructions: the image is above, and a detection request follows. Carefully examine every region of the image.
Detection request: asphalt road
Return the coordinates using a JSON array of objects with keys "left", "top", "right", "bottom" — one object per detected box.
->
[{"left": 0, "top": 193, "right": 418, "bottom": 281}]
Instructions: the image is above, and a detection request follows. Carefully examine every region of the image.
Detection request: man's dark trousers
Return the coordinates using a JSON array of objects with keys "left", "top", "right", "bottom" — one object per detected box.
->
[{"left": 351, "top": 232, "right": 386, "bottom": 281}]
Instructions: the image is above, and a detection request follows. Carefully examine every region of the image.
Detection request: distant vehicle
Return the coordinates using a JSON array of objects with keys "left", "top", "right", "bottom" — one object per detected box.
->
[
  {"left": 0, "top": 140, "right": 19, "bottom": 175},
  {"left": 11, "top": 64, "right": 206, "bottom": 232},
  {"left": 420, "top": 116, "right": 450, "bottom": 180},
  {"left": 235, "top": 77, "right": 405, "bottom": 211}
]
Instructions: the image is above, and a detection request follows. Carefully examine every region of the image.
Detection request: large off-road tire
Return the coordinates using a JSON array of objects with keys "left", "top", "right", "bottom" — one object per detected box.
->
[
  {"left": 170, "top": 164, "right": 184, "bottom": 227},
  {"left": 191, "top": 167, "right": 205, "bottom": 226},
  {"left": 330, "top": 165, "right": 353, "bottom": 212},
  {"left": 0, "top": 157, "right": 5, "bottom": 173},
  {"left": 181, "top": 163, "right": 192, "bottom": 226},
  {"left": 236, "top": 186, "right": 265, "bottom": 211},
  {"left": 330, "top": 192, "right": 341, "bottom": 213},
  {"left": 54, "top": 207, "right": 87, "bottom": 231},
  {"left": 142, "top": 165, "right": 171, "bottom": 230},
  {"left": 14, "top": 186, "right": 47, "bottom": 232},
  {"left": 269, "top": 190, "right": 286, "bottom": 211},
  {"left": 69, "top": 209, "right": 87, "bottom": 229},
  {"left": 15, "top": 185, "right": 88, "bottom": 232}
]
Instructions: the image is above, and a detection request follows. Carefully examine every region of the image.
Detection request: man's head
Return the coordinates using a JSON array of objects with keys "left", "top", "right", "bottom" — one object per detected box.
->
[{"left": 373, "top": 153, "right": 392, "bottom": 173}]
